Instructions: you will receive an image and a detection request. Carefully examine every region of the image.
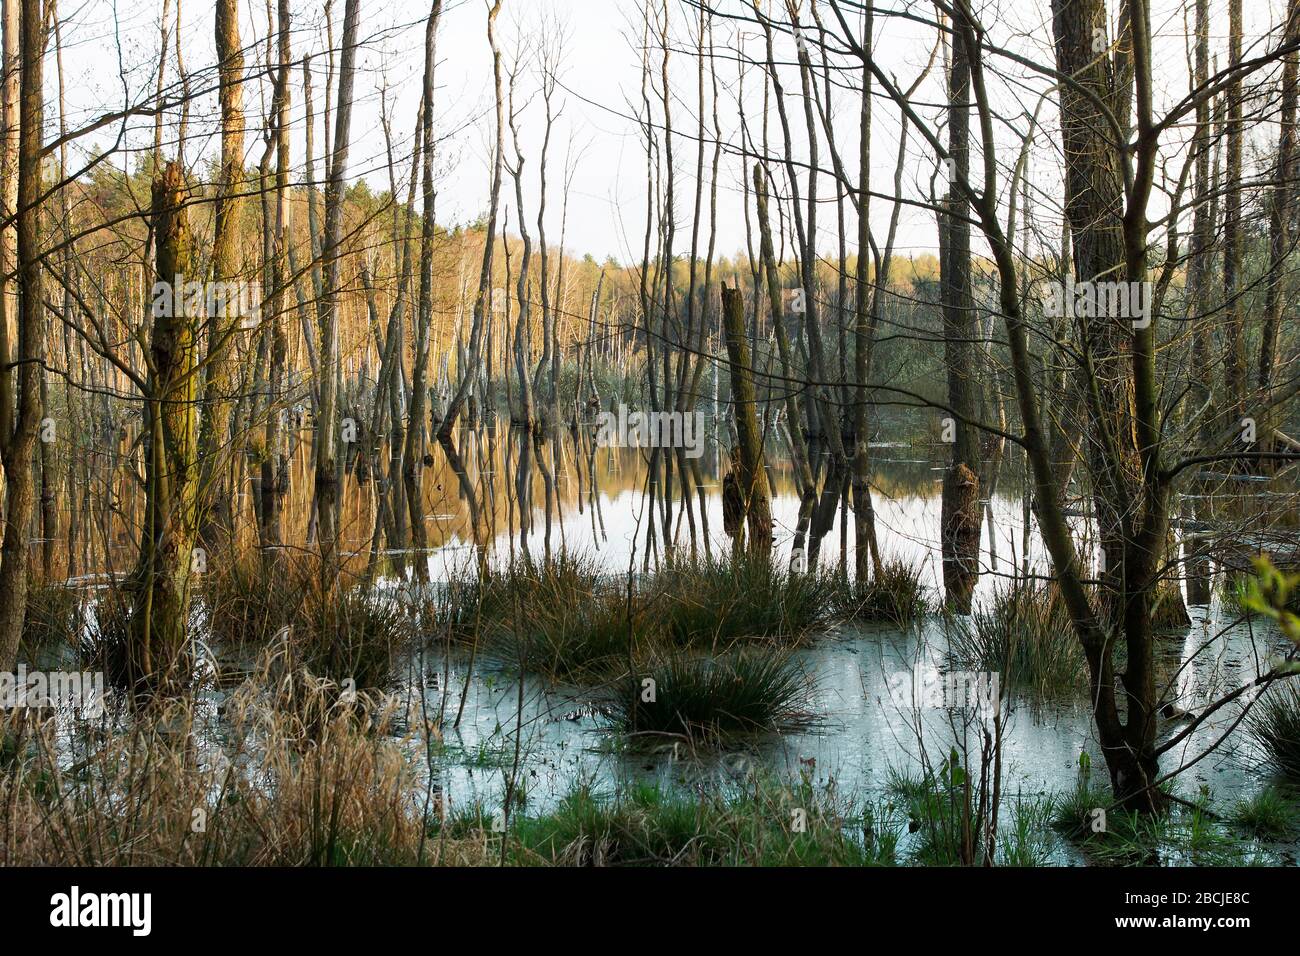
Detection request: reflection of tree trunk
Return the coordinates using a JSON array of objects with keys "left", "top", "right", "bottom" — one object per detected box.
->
[
  {"left": 808, "top": 458, "right": 845, "bottom": 566},
  {"left": 939, "top": 17, "right": 980, "bottom": 613},
  {"left": 514, "top": 426, "right": 533, "bottom": 549},
  {"left": 536, "top": 432, "right": 555, "bottom": 558},
  {"left": 720, "top": 286, "right": 772, "bottom": 556},
  {"left": 438, "top": 433, "right": 484, "bottom": 565}
]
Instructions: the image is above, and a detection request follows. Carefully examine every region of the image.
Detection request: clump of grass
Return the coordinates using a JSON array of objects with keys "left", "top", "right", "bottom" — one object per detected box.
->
[
  {"left": 497, "top": 596, "right": 633, "bottom": 680},
  {"left": 204, "top": 552, "right": 308, "bottom": 651},
  {"left": 832, "top": 557, "right": 929, "bottom": 627},
  {"left": 888, "top": 761, "right": 994, "bottom": 865},
  {"left": 652, "top": 552, "right": 839, "bottom": 647},
  {"left": 450, "top": 550, "right": 845, "bottom": 683},
  {"left": 1247, "top": 681, "right": 1300, "bottom": 779},
  {"left": 1000, "top": 795, "right": 1059, "bottom": 866},
  {"left": 288, "top": 583, "right": 410, "bottom": 694},
  {"left": 0, "top": 649, "right": 475, "bottom": 866},
  {"left": 887, "top": 745, "right": 1067, "bottom": 866},
  {"left": 608, "top": 647, "right": 815, "bottom": 743},
  {"left": 1051, "top": 780, "right": 1114, "bottom": 840},
  {"left": 201, "top": 552, "right": 408, "bottom": 695},
  {"left": 949, "top": 582, "right": 1084, "bottom": 699},
  {"left": 1053, "top": 782, "right": 1255, "bottom": 866},
  {"left": 467, "top": 551, "right": 605, "bottom": 633},
  {"left": 438, "top": 554, "right": 633, "bottom": 680},
  {"left": 1230, "top": 786, "right": 1299, "bottom": 840},
  {"left": 21, "top": 585, "right": 85, "bottom": 656},
  {"left": 1081, "top": 803, "right": 1245, "bottom": 866},
  {"left": 507, "top": 781, "right": 707, "bottom": 865},
  {"left": 78, "top": 594, "right": 135, "bottom": 691},
  {"left": 448, "top": 776, "right": 897, "bottom": 866}
]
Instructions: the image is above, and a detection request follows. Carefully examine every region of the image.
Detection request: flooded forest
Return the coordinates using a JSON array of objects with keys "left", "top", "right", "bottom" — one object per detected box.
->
[{"left": 1, "top": 0, "right": 1300, "bottom": 875}]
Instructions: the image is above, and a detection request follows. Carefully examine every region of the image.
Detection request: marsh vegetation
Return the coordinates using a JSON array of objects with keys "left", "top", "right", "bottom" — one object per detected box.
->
[{"left": 1, "top": 0, "right": 1299, "bottom": 869}]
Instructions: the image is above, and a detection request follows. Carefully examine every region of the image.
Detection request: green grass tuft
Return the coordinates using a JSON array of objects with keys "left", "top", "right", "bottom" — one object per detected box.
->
[
  {"left": 1248, "top": 681, "right": 1300, "bottom": 779},
  {"left": 608, "top": 647, "right": 815, "bottom": 743},
  {"left": 1230, "top": 786, "right": 1299, "bottom": 840},
  {"left": 832, "top": 557, "right": 929, "bottom": 627},
  {"left": 949, "top": 583, "right": 1084, "bottom": 699}
]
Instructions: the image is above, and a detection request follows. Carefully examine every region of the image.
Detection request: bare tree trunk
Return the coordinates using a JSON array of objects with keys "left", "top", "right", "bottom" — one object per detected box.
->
[
  {"left": 0, "top": 0, "right": 19, "bottom": 465},
  {"left": 939, "top": 10, "right": 980, "bottom": 613},
  {"left": 507, "top": 69, "right": 535, "bottom": 430},
  {"left": 1051, "top": 0, "right": 1162, "bottom": 812},
  {"left": 851, "top": 5, "right": 882, "bottom": 585},
  {"left": 1222, "top": 0, "right": 1246, "bottom": 434},
  {"left": 1185, "top": 0, "right": 1214, "bottom": 605},
  {"left": 196, "top": 0, "right": 245, "bottom": 549},
  {"left": 439, "top": 0, "right": 503, "bottom": 440},
  {"left": 753, "top": 164, "right": 815, "bottom": 560},
  {"left": 258, "top": 0, "right": 291, "bottom": 555},
  {"left": 1259, "top": 0, "right": 1299, "bottom": 445},
  {"left": 313, "top": 0, "right": 361, "bottom": 576},
  {"left": 720, "top": 285, "right": 772, "bottom": 555},
  {"left": 129, "top": 162, "right": 199, "bottom": 695},
  {"left": 0, "top": 0, "right": 41, "bottom": 673},
  {"left": 402, "top": 0, "right": 444, "bottom": 573}
]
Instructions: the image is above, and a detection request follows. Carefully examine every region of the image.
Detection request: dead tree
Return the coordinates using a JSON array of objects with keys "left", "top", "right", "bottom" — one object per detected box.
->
[
  {"left": 720, "top": 285, "right": 772, "bottom": 554},
  {"left": 938, "top": 7, "right": 980, "bottom": 613},
  {"left": 313, "top": 0, "right": 361, "bottom": 575}
]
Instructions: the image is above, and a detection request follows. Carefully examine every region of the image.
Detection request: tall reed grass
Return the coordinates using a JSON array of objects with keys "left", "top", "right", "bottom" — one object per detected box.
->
[
  {"left": 0, "top": 652, "right": 470, "bottom": 866},
  {"left": 948, "top": 583, "right": 1085, "bottom": 699}
]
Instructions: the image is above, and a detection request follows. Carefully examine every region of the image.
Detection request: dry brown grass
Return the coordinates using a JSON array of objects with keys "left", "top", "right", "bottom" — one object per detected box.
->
[{"left": 0, "top": 649, "right": 484, "bottom": 866}]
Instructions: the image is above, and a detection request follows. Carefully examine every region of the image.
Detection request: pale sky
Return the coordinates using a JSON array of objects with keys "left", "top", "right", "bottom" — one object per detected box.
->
[{"left": 53, "top": 0, "right": 1291, "bottom": 263}]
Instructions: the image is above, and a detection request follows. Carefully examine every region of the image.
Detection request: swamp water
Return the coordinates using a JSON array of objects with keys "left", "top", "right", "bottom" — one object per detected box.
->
[{"left": 32, "top": 430, "right": 1300, "bottom": 864}]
